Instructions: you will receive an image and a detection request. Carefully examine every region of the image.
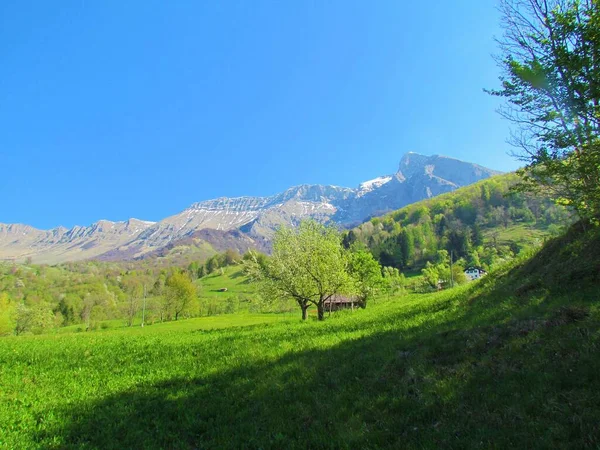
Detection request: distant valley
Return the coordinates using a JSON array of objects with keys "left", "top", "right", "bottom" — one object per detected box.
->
[{"left": 0, "top": 153, "right": 500, "bottom": 264}]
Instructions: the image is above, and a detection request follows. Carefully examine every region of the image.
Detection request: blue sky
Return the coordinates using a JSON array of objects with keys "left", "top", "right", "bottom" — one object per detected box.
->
[{"left": 1, "top": 1, "right": 514, "bottom": 229}]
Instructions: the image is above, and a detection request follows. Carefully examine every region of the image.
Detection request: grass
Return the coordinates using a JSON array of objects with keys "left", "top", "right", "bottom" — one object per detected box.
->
[
  {"left": 0, "top": 225, "right": 599, "bottom": 448},
  {"left": 54, "top": 313, "right": 294, "bottom": 335},
  {"left": 483, "top": 222, "right": 556, "bottom": 249},
  {"left": 197, "top": 266, "right": 257, "bottom": 297},
  {"left": 195, "top": 266, "right": 262, "bottom": 314}
]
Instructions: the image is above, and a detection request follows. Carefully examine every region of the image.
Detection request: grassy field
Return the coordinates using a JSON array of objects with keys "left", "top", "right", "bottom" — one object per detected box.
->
[
  {"left": 197, "top": 266, "right": 257, "bottom": 301},
  {"left": 55, "top": 313, "right": 295, "bottom": 335},
  {"left": 0, "top": 226, "right": 599, "bottom": 449},
  {"left": 483, "top": 222, "right": 558, "bottom": 249},
  {"left": 196, "top": 265, "right": 297, "bottom": 316}
]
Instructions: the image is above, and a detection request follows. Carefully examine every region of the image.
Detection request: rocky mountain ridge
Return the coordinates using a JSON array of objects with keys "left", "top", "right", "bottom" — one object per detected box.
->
[{"left": 0, "top": 153, "right": 500, "bottom": 263}]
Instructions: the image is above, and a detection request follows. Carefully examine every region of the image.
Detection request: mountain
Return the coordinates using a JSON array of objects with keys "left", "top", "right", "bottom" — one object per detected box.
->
[
  {"left": 0, "top": 219, "right": 156, "bottom": 264},
  {"left": 332, "top": 153, "right": 500, "bottom": 225},
  {"left": 0, "top": 153, "right": 500, "bottom": 264}
]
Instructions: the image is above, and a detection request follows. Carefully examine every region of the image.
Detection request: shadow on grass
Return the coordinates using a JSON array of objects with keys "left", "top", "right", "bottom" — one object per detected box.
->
[
  {"left": 36, "top": 227, "right": 600, "bottom": 448},
  {"left": 229, "top": 270, "right": 246, "bottom": 280},
  {"left": 38, "top": 307, "right": 600, "bottom": 449}
]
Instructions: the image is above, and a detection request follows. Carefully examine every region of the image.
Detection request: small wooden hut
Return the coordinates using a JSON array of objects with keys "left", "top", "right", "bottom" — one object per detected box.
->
[{"left": 324, "top": 294, "right": 358, "bottom": 313}]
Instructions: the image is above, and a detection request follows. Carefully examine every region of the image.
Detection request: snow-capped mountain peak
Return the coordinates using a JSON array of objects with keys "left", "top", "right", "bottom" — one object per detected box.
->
[{"left": 0, "top": 153, "right": 500, "bottom": 263}]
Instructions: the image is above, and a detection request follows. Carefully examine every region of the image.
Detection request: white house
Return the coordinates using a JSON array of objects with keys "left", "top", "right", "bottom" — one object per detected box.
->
[{"left": 464, "top": 267, "right": 487, "bottom": 281}]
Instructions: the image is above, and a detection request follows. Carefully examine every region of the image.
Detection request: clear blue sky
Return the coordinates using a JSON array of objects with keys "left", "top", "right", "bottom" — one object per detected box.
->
[{"left": 1, "top": 1, "right": 516, "bottom": 229}]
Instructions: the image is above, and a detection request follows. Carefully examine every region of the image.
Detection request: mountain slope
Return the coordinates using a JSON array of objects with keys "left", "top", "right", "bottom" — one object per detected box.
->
[
  {"left": 348, "top": 173, "right": 571, "bottom": 271},
  {"left": 122, "top": 153, "right": 500, "bottom": 261},
  {"left": 0, "top": 153, "right": 499, "bottom": 263},
  {"left": 0, "top": 219, "right": 155, "bottom": 264}
]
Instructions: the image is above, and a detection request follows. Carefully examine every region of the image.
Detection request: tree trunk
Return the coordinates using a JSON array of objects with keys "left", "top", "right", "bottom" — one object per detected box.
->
[
  {"left": 301, "top": 305, "right": 308, "bottom": 321},
  {"left": 317, "top": 302, "right": 325, "bottom": 321}
]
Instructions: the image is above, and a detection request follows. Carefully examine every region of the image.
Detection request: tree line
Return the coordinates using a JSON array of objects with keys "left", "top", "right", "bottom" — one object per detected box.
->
[{"left": 0, "top": 249, "right": 258, "bottom": 336}]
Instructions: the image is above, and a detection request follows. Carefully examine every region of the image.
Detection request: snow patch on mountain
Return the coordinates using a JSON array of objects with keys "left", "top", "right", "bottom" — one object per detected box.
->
[{"left": 357, "top": 176, "right": 392, "bottom": 196}]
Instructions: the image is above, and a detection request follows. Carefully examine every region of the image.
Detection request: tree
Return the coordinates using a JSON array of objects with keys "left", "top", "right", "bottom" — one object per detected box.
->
[
  {"left": 14, "top": 302, "right": 54, "bottom": 335},
  {"left": 467, "top": 250, "right": 482, "bottom": 268},
  {"left": 421, "top": 250, "right": 467, "bottom": 290},
  {"left": 347, "top": 247, "right": 384, "bottom": 308},
  {"left": 472, "top": 224, "right": 484, "bottom": 247},
  {"left": 382, "top": 266, "right": 406, "bottom": 297},
  {"left": 490, "top": 0, "right": 600, "bottom": 221},
  {"left": 165, "top": 272, "right": 197, "bottom": 321},
  {"left": 81, "top": 294, "right": 109, "bottom": 331},
  {"left": 205, "top": 255, "right": 220, "bottom": 274},
  {"left": 445, "top": 228, "right": 472, "bottom": 259},
  {"left": 187, "top": 261, "right": 200, "bottom": 280},
  {"left": 0, "top": 293, "right": 15, "bottom": 336},
  {"left": 122, "top": 277, "right": 143, "bottom": 327},
  {"left": 397, "top": 229, "right": 415, "bottom": 267},
  {"left": 55, "top": 296, "right": 78, "bottom": 326},
  {"left": 342, "top": 230, "right": 359, "bottom": 249},
  {"left": 422, "top": 261, "right": 442, "bottom": 291},
  {"left": 248, "top": 221, "right": 353, "bottom": 321},
  {"left": 223, "top": 249, "right": 241, "bottom": 266}
]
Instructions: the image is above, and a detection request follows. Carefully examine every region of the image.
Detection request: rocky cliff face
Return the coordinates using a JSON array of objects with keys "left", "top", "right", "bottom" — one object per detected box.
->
[
  {"left": 0, "top": 153, "right": 500, "bottom": 263},
  {"left": 0, "top": 219, "right": 156, "bottom": 264}
]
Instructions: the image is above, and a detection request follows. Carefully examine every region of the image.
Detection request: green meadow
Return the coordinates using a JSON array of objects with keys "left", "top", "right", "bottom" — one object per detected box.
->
[
  {"left": 54, "top": 312, "right": 293, "bottom": 335},
  {"left": 1, "top": 225, "right": 599, "bottom": 449},
  {"left": 196, "top": 266, "right": 259, "bottom": 312}
]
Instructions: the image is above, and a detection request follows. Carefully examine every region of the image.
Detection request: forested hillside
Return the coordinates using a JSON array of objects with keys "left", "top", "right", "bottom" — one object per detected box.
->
[
  {"left": 346, "top": 174, "right": 570, "bottom": 273},
  {"left": 0, "top": 249, "right": 267, "bottom": 336}
]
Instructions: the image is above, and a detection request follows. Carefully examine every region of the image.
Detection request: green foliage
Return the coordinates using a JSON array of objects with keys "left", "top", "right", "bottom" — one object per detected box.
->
[
  {"left": 490, "top": 0, "right": 600, "bottom": 221},
  {"left": 223, "top": 249, "right": 241, "bottom": 265},
  {"left": 382, "top": 266, "right": 406, "bottom": 296},
  {"left": 421, "top": 250, "right": 467, "bottom": 291},
  {"left": 249, "top": 221, "right": 355, "bottom": 320},
  {"left": 0, "top": 248, "right": 258, "bottom": 332},
  {"left": 249, "top": 223, "right": 384, "bottom": 319},
  {"left": 121, "top": 275, "right": 144, "bottom": 327},
  {"left": 187, "top": 261, "right": 200, "bottom": 280},
  {"left": 14, "top": 302, "right": 55, "bottom": 335},
  {"left": 165, "top": 272, "right": 197, "bottom": 320},
  {"left": 205, "top": 254, "right": 221, "bottom": 274},
  {"left": 347, "top": 246, "right": 384, "bottom": 308},
  {"left": 196, "top": 249, "right": 243, "bottom": 277},
  {"left": 0, "top": 293, "right": 15, "bottom": 336},
  {"left": 352, "top": 174, "right": 571, "bottom": 273}
]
